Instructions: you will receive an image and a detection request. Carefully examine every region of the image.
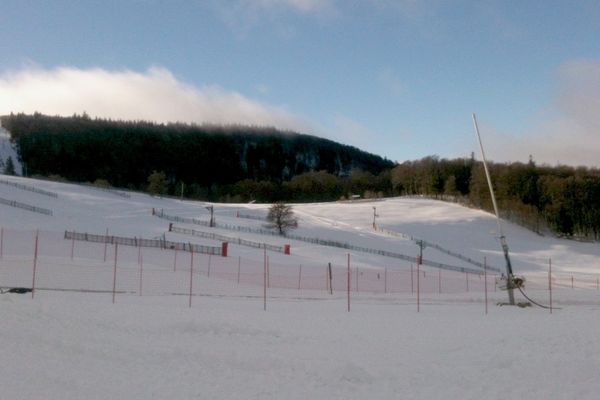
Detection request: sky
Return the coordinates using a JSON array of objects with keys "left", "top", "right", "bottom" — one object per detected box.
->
[{"left": 1, "top": 0, "right": 600, "bottom": 167}]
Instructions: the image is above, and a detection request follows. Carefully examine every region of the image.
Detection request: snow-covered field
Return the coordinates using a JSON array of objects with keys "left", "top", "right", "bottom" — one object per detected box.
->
[{"left": 1, "top": 174, "right": 600, "bottom": 399}]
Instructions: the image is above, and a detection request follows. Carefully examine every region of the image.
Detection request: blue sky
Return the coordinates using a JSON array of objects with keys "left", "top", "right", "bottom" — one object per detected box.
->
[{"left": 1, "top": 0, "right": 600, "bottom": 166}]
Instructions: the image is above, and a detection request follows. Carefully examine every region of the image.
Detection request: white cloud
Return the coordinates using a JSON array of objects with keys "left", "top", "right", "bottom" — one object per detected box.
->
[
  {"left": 0, "top": 66, "right": 310, "bottom": 131},
  {"left": 240, "top": 0, "right": 335, "bottom": 14},
  {"left": 480, "top": 59, "right": 600, "bottom": 168},
  {"left": 212, "top": 0, "right": 337, "bottom": 36}
]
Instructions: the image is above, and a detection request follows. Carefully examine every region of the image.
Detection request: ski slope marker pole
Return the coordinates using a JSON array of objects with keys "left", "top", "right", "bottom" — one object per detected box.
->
[
  {"left": 174, "top": 248, "right": 177, "bottom": 272},
  {"left": 189, "top": 249, "right": 194, "bottom": 308},
  {"left": 70, "top": 230, "right": 75, "bottom": 260},
  {"left": 549, "top": 258, "right": 553, "bottom": 314},
  {"left": 263, "top": 246, "right": 267, "bottom": 311},
  {"left": 417, "top": 259, "right": 420, "bottom": 313},
  {"left": 139, "top": 254, "right": 144, "bottom": 296},
  {"left": 484, "top": 257, "right": 488, "bottom": 315},
  {"left": 347, "top": 254, "right": 351, "bottom": 312},
  {"left": 384, "top": 267, "right": 387, "bottom": 294},
  {"left": 208, "top": 254, "right": 211, "bottom": 278},
  {"left": 104, "top": 228, "right": 109, "bottom": 263},
  {"left": 32, "top": 230, "right": 39, "bottom": 299},
  {"left": 112, "top": 243, "right": 118, "bottom": 304}
]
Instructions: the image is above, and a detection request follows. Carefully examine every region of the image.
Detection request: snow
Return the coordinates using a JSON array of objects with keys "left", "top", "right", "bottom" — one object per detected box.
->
[
  {"left": 1, "top": 174, "right": 600, "bottom": 399},
  {"left": 0, "top": 125, "right": 23, "bottom": 175}
]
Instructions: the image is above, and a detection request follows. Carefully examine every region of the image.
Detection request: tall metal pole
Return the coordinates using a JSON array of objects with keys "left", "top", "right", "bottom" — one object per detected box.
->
[{"left": 472, "top": 113, "right": 515, "bottom": 305}]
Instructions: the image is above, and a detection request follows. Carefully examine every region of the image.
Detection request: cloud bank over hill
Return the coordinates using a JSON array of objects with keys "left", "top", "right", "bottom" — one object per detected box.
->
[
  {"left": 1, "top": 60, "right": 600, "bottom": 167},
  {"left": 0, "top": 66, "right": 310, "bottom": 132}
]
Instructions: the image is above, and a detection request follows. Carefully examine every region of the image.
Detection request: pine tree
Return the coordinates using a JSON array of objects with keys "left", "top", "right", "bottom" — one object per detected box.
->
[
  {"left": 147, "top": 170, "right": 167, "bottom": 196},
  {"left": 3, "top": 156, "right": 15, "bottom": 175}
]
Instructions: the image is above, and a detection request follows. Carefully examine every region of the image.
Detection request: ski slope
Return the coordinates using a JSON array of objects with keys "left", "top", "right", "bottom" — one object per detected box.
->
[{"left": 2, "top": 174, "right": 600, "bottom": 399}]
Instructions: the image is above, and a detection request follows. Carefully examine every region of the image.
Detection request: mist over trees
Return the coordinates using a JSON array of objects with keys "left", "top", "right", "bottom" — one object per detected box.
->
[{"left": 3, "top": 113, "right": 600, "bottom": 240}]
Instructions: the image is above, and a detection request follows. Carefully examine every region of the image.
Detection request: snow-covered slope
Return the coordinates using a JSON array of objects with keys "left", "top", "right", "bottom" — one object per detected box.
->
[
  {"left": 0, "top": 125, "right": 22, "bottom": 175},
  {"left": 2, "top": 174, "right": 600, "bottom": 399},
  {"left": 1, "top": 174, "right": 598, "bottom": 276}
]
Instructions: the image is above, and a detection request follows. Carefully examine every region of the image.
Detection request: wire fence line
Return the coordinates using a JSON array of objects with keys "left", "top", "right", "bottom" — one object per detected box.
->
[
  {"left": 80, "top": 183, "right": 131, "bottom": 198},
  {"left": 64, "top": 230, "right": 223, "bottom": 255},
  {"left": 152, "top": 208, "right": 211, "bottom": 226},
  {"left": 0, "top": 228, "right": 502, "bottom": 301},
  {"left": 169, "top": 225, "right": 288, "bottom": 254},
  {"left": 154, "top": 209, "right": 496, "bottom": 274},
  {"left": 0, "top": 196, "right": 53, "bottom": 216},
  {"left": 2, "top": 228, "right": 599, "bottom": 311},
  {"left": 375, "top": 226, "right": 497, "bottom": 272},
  {"left": 0, "top": 178, "right": 59, "bottom": 198},
  {"left": 236, "top": 213, "right": 266, "bottom": 221}
]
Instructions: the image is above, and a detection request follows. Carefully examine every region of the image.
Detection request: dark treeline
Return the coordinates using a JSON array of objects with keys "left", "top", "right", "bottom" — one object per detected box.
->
[
  {"left": 1, "top": 113, "right": 393, "bottom": 201},
  {"left": 3, "top": 113, "right": 600, "bottom": 239}
]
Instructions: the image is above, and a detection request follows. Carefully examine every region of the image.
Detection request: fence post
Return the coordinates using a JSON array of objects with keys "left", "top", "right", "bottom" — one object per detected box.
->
[
  {"left": 189, "top": 249, "right": 194, "bottom": 308},
  {"left": 548, "top": 258, "right": 553, "bottom": 314},
  {"left": 410, "top": 264, "right": 414, "bottom": 294},
  {"left": 112, "top": 243, "right": 118, "bottom": 304},
  {"left": 328, "top": 263, "right": 333, "bottom": 295},
  {"left": 263, "top": 246, "right": 267, "bottom": 311},
  {"left": 267, "top": 255, "right": 270, "bottom": 289},
  {"left": 139, "top": 254, "right": 144, "bottom": 296},
  {"left": 465, "top": 272, "right": 469, "bottom": 292},
  {"left": 70, "top": 230, "right": 75, "bottom": 260},
  {"left": 417, "top": 258, "right": 420, "bottom": 313},
  {"left": 32, "top": 230, "right": 39, "bottom": 299},
  {"left": 571, "top": 275, "right": 574, "bottom": 289},
  {"left": 103, "top": 228, "right": 109, "bottom": 263},
  {"left": 484, "top": 257, "right": 488, "bottom": 315},
  {"left": 174, "top": 248, "right": 177, "bottom": 272},
  {"left": 384, "top": 267, "right": 387, "bottom": 294},
  {"left": 208, "top": 254, "right": 212, "bottom": 278},
  {"left": 347, "top": 254, "right": 351, "bottom": 312}
]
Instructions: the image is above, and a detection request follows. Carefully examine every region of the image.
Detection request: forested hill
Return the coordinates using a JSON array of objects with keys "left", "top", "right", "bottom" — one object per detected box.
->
[
  {"left": 5, "top": 113, "right": 600, "bottom": 240},
  {"left": 1, "top": 113, "right": 393, "bottom": 196}
]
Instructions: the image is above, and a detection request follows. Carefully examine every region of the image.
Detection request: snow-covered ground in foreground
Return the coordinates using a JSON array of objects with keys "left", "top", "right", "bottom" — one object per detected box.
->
[{"left": 1, "top": 174, "right": 600, "bottom": 399}]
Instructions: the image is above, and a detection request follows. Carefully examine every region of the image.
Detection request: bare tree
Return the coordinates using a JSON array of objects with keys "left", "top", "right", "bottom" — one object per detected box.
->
[{"left": 266, "top": 203, "right": 298, "bottom": 235}]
